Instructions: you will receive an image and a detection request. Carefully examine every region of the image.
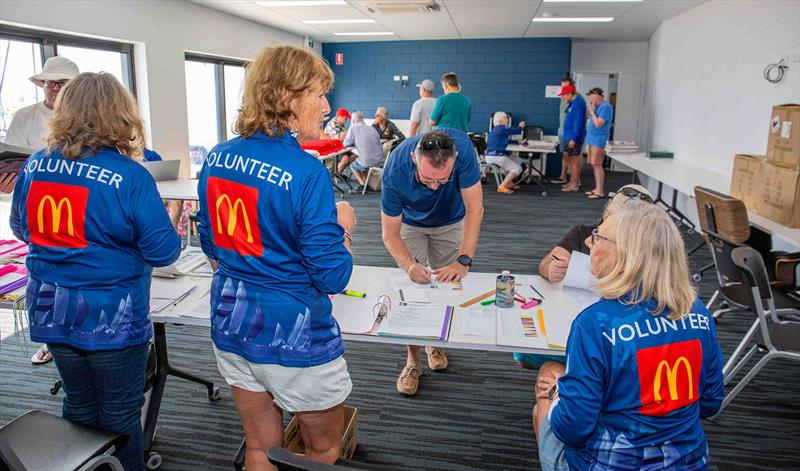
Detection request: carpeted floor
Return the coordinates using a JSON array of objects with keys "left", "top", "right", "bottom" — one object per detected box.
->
[{"left": 1, "top": 169, "right": 798, "bottom": 470}]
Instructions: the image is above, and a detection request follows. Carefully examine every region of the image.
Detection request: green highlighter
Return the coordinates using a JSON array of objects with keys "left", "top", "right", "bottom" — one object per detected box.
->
[
  {"left": 480, "top": 298, "right": 496, "bottom": 306},
  {"left": 341, "top": 289, "right": 367, "bottom": 298}
]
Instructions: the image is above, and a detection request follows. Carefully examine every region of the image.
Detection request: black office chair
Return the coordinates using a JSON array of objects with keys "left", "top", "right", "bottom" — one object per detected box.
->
[
  {"left": 712, "top": 247, "right": 800, "bottom": 417},
  {"left": 266, "top": 447, "right": 401, "bottom": 471},
  {"left": 0, "top": 410, "right": 127, "bottom": 471}
]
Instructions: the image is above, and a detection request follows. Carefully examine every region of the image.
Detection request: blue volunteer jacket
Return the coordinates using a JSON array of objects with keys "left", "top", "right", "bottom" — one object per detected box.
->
[
  {"left": 550, "top": 297, "right": 724, "bottom": 470},
  {"left": 563, "top": 95, "right": 587, "bottom": 145},
  {"left": 10, "top": 148, "right": 181, "bottom": 351},
  {"left": 196, "top": 130, "right": 353, "bottom": 367}
]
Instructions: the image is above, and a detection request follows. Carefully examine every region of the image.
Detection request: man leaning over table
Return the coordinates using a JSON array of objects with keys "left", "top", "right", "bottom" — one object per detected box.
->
[{"left": 381, "top": 129, "right": 484, "bottom": 395}]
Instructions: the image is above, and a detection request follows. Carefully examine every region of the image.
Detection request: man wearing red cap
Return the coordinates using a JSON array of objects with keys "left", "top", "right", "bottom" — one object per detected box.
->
[
  {"left": 323, "top": 107, "right": 351, "bottom": 141},
  {"left": 559, "top": 84, "right": 587, "bottom": 192}
]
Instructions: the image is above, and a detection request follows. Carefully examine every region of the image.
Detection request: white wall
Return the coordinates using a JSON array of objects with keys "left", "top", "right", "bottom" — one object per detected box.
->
[
  {"left": 640, "top": 0, "right": 800, "bottom": 245},
  {"left": 571, "top": 41, "right": 648, "bottom": 145},
  {"left": 1, "top": 0, "right": 310, "bottom": 176}
]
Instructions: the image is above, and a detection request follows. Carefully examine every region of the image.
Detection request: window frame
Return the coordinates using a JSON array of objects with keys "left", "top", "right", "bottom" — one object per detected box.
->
[
  {"left": 184, "top": 53, "right": 248, "bottom": 144},
  {"left": 0, "top": 24, "right": 136, "bottom": 96}
]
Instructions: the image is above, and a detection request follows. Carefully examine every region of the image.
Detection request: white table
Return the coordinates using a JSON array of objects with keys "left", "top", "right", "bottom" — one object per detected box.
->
[
  {"left": 607, "top": 152, "right": 800, "bottom": 249},
  {"left": 152, "top": 265, "right": 579, "bottom": 356}
]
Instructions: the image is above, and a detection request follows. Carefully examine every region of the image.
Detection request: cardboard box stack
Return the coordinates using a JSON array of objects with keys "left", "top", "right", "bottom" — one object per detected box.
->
[{"left": 730, "top": 104, "right": 800, "bottom": 228}]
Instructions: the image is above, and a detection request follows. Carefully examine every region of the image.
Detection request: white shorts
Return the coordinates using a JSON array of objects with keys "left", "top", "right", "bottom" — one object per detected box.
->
[
  {"left": 214, "top": 347, "right": 352, "bottom": 412},
  {"left": 485, "top": 154, "right": 524, "bottom": 175}
]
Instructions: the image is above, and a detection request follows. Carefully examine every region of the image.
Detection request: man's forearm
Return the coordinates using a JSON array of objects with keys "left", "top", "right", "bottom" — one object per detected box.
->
[
  {"left": 409, "top": 121, "right": 419, "bottom": 137},
  {"left": 383, "top": 233, "right": 416, "bottom": 271}
]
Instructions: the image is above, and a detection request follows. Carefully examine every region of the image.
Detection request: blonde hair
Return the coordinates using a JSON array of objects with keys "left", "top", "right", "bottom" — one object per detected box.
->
[
  {"left": 235, "top": 45, "right": 333, "bottom": 138},
  {"left": 47, "top": 72, "right": 144, "bottom": 161},
  {"left": 594, "top": 203, "right": 696, "bottom": 319}
]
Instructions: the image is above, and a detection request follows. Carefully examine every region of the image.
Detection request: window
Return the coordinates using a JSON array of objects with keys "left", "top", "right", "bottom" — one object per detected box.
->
[
  {"left": 0, "top": 38, "right": 43, "bottom": 141},
  {"left": 0, "top": 25, "right": 135, "bottom": 142},
  {"left": 184, "top": 54, "right": 247, "bottom": 174}
]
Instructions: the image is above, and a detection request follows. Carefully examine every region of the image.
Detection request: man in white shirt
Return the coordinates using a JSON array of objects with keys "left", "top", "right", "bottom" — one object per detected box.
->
[
  {"left": 2, "top": 56, "right": 78, "bottom": 365},
  {"left": 4, "top": 56, "right": 80, "bottom": 149},
  {"left": 409, "top": 79, "right": 436, "bottom": 137}
]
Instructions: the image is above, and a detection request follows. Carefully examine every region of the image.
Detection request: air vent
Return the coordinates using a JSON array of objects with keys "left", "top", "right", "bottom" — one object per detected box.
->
[{"left": 366, "top": 1, "right": 441, "bottom": 15}]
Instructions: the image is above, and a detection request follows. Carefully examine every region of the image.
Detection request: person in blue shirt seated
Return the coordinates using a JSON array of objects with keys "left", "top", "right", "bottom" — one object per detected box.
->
[
  {"left": 485, "top": 111, "right": 526, "bottom": 194},
  {"left": 381, "top": 129, "right": 484, "bottom": 395},
  {"left": 585, "top": 87, "right": 614, "bottom": 199},
  {"left": 196, "top": 45, "right": 356, "bottom": 470},
  {"left": 533, "top": 202, "right": 724, "bottom": 471},
  {"left": 10, "top": 72, "right": 182, "bottom": 471}
]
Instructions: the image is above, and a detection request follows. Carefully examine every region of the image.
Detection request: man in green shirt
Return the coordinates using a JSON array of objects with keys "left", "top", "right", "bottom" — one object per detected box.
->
[{"left": 428, "top": 72, "right": 471, "bottom": 132}]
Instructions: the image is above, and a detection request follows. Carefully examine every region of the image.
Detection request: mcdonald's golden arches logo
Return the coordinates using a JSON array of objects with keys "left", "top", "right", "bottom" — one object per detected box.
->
[
  {"left": 26, "top": 181, "right": 89, "bottom": 248},
  {"left": 206, "top": 177, "right": 263, "bottom": 256},
  {"left": 636, "top": 339, "right": 701, "bottom": 416}
]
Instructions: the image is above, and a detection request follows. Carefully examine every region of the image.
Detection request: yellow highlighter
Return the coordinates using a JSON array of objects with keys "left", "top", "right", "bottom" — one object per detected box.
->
[{"left": 537, "top": 309, "right": 547, "bottom": 337}]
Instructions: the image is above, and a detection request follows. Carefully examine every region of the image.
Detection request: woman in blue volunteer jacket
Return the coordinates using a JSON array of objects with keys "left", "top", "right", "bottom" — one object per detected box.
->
[
  {"left": 10, "top": 72, "right": 181, "bottom": 471},
  {"left": 533, "top": 203, "right": 724, "bottom": 471},
  {"left": 196, "top": 45, "right": 356, "bottom": 469}
]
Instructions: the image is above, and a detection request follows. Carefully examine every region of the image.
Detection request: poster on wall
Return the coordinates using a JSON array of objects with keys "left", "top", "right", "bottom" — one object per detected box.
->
[
  {"left": 545, "top": 85, "right": 561, "bottom": 98},
  {"left": 335, "top": 53, "right": 344, "bottom": 65}
]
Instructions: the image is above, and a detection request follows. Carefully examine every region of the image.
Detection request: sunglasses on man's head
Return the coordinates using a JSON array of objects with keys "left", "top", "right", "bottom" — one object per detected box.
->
[
  {"left": 620, "top": 187, "right": 653, "bottom": 204},
  {"left": 418, "top": 137, "right": 454, "bottom": 152}
]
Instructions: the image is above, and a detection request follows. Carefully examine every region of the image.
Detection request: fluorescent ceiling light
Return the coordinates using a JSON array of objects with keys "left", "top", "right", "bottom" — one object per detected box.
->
[
  {"left": 543, "top": 0, "right": 641, "bottom": 2},
  {"left": 532, "top": 17, "right": 614, "bottom": 22},
  {"left": 302, "top": 19, "right": 376, "bottom": 24},
  {"left": 332, "top": 32, "right": 395, "bottom": 36},
  {"left": 257, "top": 1, "right": 347, "bottom": 7}
]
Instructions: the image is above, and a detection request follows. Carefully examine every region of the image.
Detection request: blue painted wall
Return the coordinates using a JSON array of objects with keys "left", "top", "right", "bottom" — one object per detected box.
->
[{"left": 322, "top": 37, "right": 571, "bottom": 135}]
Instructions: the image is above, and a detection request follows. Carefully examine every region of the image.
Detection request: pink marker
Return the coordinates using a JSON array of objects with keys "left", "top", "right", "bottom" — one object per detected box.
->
[{"left": 521, "top": 299, "right": 541, "bottom": 309}]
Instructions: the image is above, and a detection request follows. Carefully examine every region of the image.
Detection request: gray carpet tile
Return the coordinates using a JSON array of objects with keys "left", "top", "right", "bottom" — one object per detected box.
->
[{"left": 2, "top": 169, "right": 799, "bottom": 470}]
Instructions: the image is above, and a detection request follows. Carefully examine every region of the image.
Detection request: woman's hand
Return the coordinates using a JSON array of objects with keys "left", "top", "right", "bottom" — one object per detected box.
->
[{"left": 336, "top": 201, "right": 357, "bottom": 234}]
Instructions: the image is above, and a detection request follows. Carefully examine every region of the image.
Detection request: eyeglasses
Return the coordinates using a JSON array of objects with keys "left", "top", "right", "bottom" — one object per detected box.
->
[
  {"left": 415, "top": 163, "right": 454, "bottom": 186},
  {"left": 591, "top": 228, "right": 616, "bottom": 245},
  {"left": 619, "top": 187, "right": 654, "bottom": 203},
  {"left": 417, "top": 137, "right": 454, "bottom": 153},
  {"left": 43, "top": 80, "right": 69, "bottom": 89}
]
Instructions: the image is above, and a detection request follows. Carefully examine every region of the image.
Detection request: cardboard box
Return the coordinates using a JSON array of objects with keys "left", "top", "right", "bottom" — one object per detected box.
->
[
  {"left": 730, "top": 154, "right": 764, "bottom": 211},
  {"left": 766, "top": 104, "right": 800, "bottom": 170},
  {"left": 755, "top": 161, "right": 800, "bottom": 228},
  {"left": 284, "top": 405, "right": 358, "bottom": 459}
]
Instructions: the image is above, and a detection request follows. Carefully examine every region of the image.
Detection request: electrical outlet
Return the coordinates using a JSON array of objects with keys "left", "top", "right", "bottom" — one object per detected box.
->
[
  {"left": 401, "top": 75, "right": 409, "bottom": 81},
  {"left": 393, "top": 75, "right": 401, "bottom": 81}
]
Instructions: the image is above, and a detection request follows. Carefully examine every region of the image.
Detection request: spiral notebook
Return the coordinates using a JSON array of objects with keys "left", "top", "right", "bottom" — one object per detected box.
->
[{"left": 377, "top": 301, "right": 453, "bottom": 341}]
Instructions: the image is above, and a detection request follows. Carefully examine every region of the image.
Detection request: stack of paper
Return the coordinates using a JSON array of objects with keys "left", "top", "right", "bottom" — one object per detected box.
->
[
  {"left": 377, "top": 302, "right": 453, "bottom": 340},
  {"left": 0, "top": 240, "right": 28, "bottom": 263},
  {"left": 605, "top": 140, "right": 639, "bottom": 153},
  {"left": 149, "top": 279, "right": 197, "bottom": 313}
]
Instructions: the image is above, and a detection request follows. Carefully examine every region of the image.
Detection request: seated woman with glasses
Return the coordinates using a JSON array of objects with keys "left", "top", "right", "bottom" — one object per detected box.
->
[
  {"left": 514, "top": 184, "right": 654, "bottom": 370},
  {"left": 533, "top": 202, "right": 724, "bottom": 471}
]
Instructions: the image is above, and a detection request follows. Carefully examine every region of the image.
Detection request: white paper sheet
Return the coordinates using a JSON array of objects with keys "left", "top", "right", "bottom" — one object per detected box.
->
[
  {"left": 400, "top": 288, "right": 430, "bottom": 303},
  {"left": 563, "top": 251, "right": 597, "bottom": 291},
  {"left": 178, "top": 293, "right": 212, "bottom": 319},
  {"left": 462, "top": 304, "right": 495, "bottom": 336},
  {"left": 378, "top": 302, "right": 451, "bottom": 339},
  {"left": 332, "top": 295, "right": 378, "bottom": 334},
  {"left": 150, "top": 280, "right": 197, "bottom": 313},
  {"left": 388, "top": 271, "right": 463, "bottom": 293}
]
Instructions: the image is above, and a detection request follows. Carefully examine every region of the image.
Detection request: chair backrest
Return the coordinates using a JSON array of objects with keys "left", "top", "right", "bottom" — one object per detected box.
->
[
  {"left": 468, "top": 132, "right": 487, "bottom": 156},
  {"left": 693, "top": 186, "right": 750, "bottom": 243},
  {"left": 0, "top": 434, "right": 26, "bottom": 471},
  {"left": 523, "top": 125, "right": 544, "bottom": 141},
  {"left": 731, "top": 247, "right": 780, "bottom": 348},
  {"left": 706, "top": 229, "right": 747, "bottom": 288}
]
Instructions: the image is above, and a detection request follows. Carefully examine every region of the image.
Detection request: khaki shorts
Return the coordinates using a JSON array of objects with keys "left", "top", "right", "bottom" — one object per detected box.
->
[
  {"left": 214, "top": 347, "right": 352, "bottom": 412},
  {"left": 400, "top": 220, "right": 463, "bottom": 269}
]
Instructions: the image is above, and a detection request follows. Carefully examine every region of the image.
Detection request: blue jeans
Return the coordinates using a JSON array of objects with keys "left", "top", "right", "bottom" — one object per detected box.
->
[{"left": 49, "top": 342, "right": 149, "bottom": 471}]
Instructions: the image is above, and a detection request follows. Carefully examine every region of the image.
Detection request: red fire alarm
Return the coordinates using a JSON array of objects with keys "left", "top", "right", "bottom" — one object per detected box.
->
[{"left": 335, "top": 53, "right": 343, "bottom": 65}]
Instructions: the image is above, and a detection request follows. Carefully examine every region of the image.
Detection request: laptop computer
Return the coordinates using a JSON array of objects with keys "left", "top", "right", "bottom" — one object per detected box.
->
[{"left": 141, "top": 160, "right": 180, "bottom": 181}]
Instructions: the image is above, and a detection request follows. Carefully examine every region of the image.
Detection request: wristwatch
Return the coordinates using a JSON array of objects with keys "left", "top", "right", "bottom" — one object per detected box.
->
[{"left": 456, "top": 254, "right": 473, "bottom": 268}]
